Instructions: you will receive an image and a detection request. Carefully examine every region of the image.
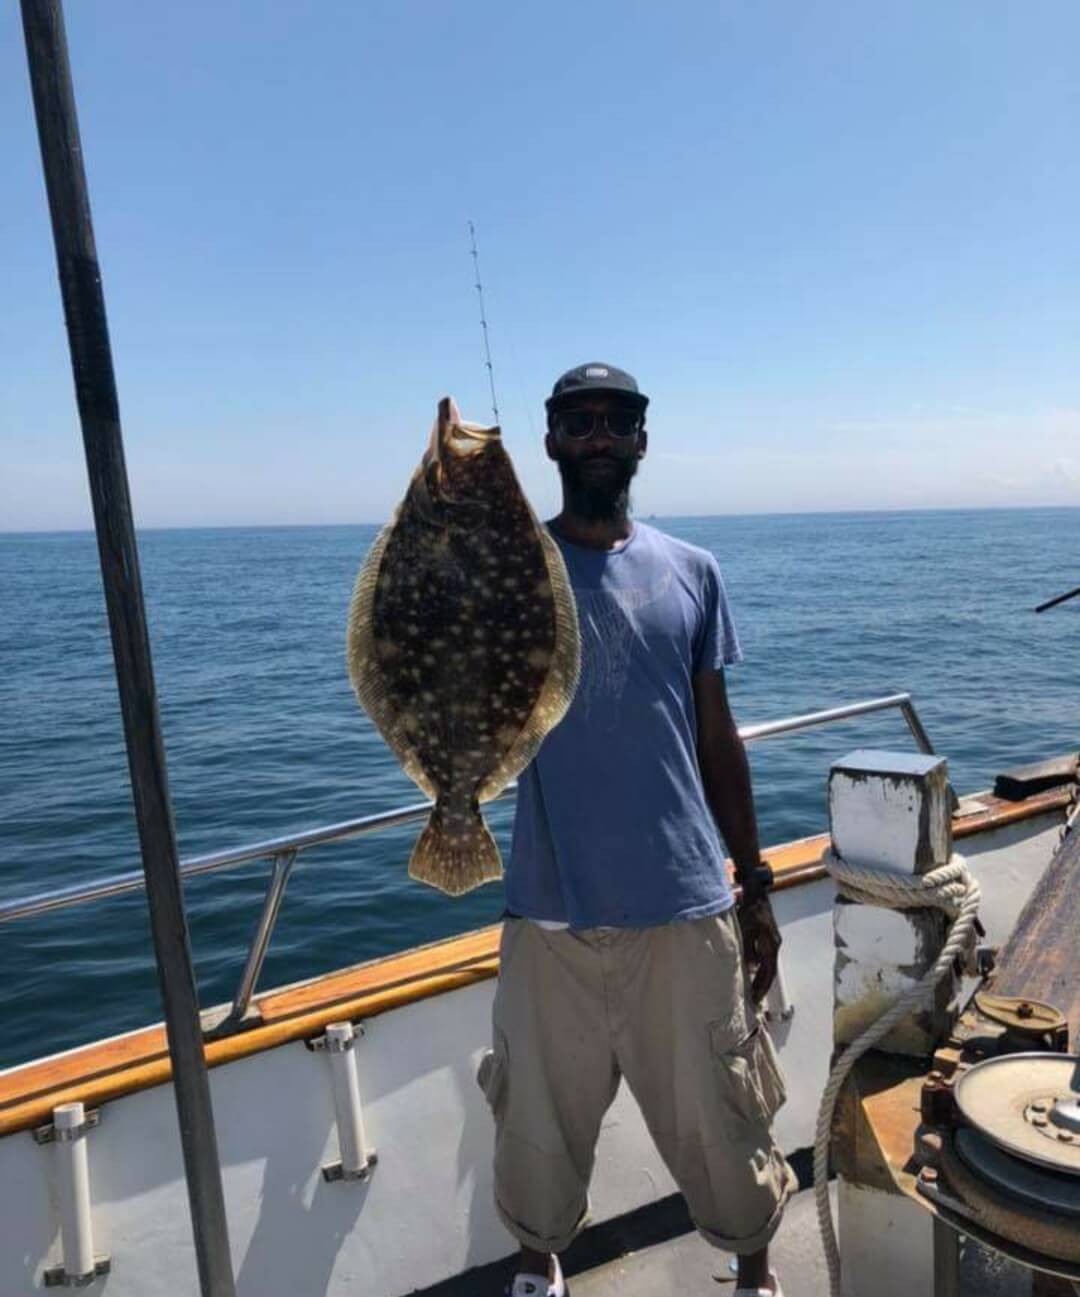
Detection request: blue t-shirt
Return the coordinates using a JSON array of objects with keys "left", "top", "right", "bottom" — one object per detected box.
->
[{"left": 506, "top": 522, "right": 743, "bottom": 928}]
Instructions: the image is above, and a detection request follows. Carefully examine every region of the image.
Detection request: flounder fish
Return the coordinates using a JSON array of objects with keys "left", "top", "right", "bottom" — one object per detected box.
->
[{"left": 346, "top": 397, "right": 580, "bottom": 896}]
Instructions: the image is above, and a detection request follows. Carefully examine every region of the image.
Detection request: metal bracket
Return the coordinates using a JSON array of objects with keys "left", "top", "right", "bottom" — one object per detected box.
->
[
  {"left": 200, "top": 1000, "right": 264, "bottom": 1039},
  {"left": 43, "top": 1256, "right": 111, "bottom": 1287},
  {"left": 308, "top": 1023, "right": 365, "bottom": 1053},
  {"left": 33, "top": 1110, "right": 100, "bottom": 1145},
  {"left": 765, "top": 1002, "right": 795, "bottom": 1025},
  {"left": 322, "top": 1150, "right": 378, "bottom": 1182}
]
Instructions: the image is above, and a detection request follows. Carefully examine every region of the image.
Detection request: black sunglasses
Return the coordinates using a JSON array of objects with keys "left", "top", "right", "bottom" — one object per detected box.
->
[{"left": 556, "top": 408, "right": 645, "bottom": 440}]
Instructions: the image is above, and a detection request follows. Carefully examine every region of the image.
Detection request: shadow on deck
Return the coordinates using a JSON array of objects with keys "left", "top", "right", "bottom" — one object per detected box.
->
[{"left": 416, "top": 1153, "right": 1033, "bottom": 1296}]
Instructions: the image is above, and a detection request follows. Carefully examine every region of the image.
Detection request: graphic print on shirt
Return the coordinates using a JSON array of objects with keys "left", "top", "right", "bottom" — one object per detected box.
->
[{"left": 574, "top": 566, "right": 673, "bottom": 719}]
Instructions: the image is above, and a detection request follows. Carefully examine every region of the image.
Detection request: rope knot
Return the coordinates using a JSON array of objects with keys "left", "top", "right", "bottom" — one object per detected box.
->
[{"left": 822, "top": 847, "right": 975, "bottom": 919}]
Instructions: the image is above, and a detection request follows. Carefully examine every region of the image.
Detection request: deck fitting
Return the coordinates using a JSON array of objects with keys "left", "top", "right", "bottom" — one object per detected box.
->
[
  {"left": 33, "top": 1110, "right": 100, "bottom": 1145},
  {"left": 43, "top": 1255, "right": 110, "bottom": 1287},
  {"left": 322, "top": 1149, "right": 378, "bottom": 1182}
]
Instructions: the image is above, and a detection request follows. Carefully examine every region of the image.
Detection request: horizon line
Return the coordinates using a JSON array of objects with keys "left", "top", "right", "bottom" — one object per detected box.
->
[{"left": 2, "top": 501, "right": 1079, "bottom": 537}]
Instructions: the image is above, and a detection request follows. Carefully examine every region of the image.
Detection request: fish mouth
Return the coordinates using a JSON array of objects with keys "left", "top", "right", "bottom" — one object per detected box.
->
[
  {"left": 437, "top": 396, "right": 501, "bottom": 459},
  {"left": 445, "top": 421, "right": 500, "bottom": 458},
  {"left": 411, "top": 397, "right": 499, "bottom": 527}
]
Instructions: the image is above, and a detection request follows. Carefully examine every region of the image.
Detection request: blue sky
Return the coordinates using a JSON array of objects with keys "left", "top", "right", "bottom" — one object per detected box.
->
[{"left": 2, "top": 1, "right": 1078, "bottom": 529}]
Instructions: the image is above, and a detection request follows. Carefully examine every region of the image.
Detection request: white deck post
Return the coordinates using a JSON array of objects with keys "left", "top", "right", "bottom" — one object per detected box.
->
[
  {"left": 829, "top": 749, "right": 954, "bottom": 1297},
  {"left": 319, "top": 1021, "right": 377, "bottom": 1183},
  {"left": 830, "top": 749, "right": 955, "bottom": 1056},
  {"left": 40, "top": 1101, "right": 109, "bottom": 1288},
  {"left": 55, "top": 1103, "right": 94, "bottom": 1279}
]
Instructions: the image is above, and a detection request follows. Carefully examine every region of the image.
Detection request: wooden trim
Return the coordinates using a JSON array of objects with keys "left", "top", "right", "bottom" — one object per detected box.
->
[
  {"left": 762, "top": 833, "right": 831, "bottom": 890},
  {"left": 1, "top": 786, "right": 1071, "bottom": 1138},
  {"left": 0, "top": 927, "right": 500, "bottom": 1137},
  {"left": 951, "top": 786, "right": 1074, "bottom": 839}
]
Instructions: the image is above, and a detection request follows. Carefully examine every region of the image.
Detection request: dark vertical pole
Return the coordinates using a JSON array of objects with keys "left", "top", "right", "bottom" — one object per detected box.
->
[{"left": 19, "top": 3, "right": 236, "bottom": 1295}]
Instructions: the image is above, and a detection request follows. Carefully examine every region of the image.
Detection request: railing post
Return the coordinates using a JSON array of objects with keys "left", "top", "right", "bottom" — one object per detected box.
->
[
  {"left": 899, "top": 697, "right": 935, "bottom": 755},
  {"left": 205, "top": 850, "right": 298, "bottom": 1033}
]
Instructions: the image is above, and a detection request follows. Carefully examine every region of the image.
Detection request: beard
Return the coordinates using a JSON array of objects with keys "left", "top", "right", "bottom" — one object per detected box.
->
[{"left": 556, "top": 453, "right": 639, "bottom": 522}]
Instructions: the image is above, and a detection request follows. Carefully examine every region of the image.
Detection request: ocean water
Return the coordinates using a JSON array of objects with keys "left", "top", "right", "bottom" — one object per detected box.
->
[{"left": 1, "top": 509, "right": 1077, "bottom": 1069}]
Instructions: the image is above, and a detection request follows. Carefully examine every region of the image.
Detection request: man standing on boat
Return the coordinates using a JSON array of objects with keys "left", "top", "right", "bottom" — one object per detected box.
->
[{"left": 478, "top": 364, "right": 795, "bottom": 1297}]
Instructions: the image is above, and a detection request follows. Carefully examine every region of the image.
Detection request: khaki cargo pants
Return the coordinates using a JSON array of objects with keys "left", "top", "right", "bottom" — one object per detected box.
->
[{"left": 477, "top": 909, "right": 796, "bottom": 1255}]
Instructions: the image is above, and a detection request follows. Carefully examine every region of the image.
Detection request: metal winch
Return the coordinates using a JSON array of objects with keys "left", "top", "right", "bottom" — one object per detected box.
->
[{"left": 914, "top": 993, "right": 1080, "bottom": 1277}]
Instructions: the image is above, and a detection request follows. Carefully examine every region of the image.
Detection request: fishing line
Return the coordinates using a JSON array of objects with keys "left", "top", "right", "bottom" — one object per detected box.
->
[{"left": 468, "top": 220, "right": 500, "bottom": 427}]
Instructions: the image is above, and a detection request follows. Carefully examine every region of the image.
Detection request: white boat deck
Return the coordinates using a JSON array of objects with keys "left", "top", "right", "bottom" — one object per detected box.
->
[
  {"left": 434, "top": 1183, "right": 1035, "bottom": 1297},
  {"left": 568, "top": 1187, "right": 832, "bottom": 1297},
  {"left": 567, "top": 1186, "right": 1032, "bottom": 1297}
]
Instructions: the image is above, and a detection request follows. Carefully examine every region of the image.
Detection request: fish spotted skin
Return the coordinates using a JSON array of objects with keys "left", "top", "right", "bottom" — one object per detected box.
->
[{"left": 347, "top": 397, "right": 579, "bottom": 896}]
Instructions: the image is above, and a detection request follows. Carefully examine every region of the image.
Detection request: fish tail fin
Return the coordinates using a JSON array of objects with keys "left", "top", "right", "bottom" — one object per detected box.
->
[{"left": 409, "top": 799, "right": 503, "bottom": 897}]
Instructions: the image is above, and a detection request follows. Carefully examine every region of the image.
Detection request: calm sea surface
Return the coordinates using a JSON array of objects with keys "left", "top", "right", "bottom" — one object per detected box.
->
[{"left": 1, "top": 510, "right": 1077, "bottom": 1068}]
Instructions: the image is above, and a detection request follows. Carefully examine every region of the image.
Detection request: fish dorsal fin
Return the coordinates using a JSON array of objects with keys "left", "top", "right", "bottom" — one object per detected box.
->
[{"left": 345, "top": 518, "right": 438, "bottom": 800}]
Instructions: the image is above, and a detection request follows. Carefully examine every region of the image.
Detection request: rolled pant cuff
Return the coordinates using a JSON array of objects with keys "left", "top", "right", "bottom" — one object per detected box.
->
[
  {"left": 691, "top": 1167, "right": 796, "bottom": 1255},
  {"left": 494, "top": 1192, "right": 590, "bottom": 1255}
]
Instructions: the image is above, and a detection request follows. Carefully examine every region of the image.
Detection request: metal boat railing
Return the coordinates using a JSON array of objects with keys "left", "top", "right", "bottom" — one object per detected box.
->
[{"left": 1, "top": 691, "right": 933, "bottom": 1027}]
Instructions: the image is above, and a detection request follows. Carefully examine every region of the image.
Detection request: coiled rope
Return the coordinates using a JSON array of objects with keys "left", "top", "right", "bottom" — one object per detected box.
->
[{"left": 813, "top": 849, "right": 981, "bottom": 1297}]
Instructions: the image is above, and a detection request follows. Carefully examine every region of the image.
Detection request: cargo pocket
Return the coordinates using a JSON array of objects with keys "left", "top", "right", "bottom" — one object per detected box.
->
[
  {"left": 708, "top": 1020, "right": 787, "bottom": 1128},
  {"left": 476, "top": 1031, "right": 509, "bottom": 1116}
]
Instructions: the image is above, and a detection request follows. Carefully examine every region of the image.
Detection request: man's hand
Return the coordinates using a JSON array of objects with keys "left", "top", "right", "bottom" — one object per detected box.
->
[
  {"left": 738, "top": 889, "right": 782, "bottom": 1004},
  {"left": 692, "top": 669, "right": 780, "bottom": 1001}
]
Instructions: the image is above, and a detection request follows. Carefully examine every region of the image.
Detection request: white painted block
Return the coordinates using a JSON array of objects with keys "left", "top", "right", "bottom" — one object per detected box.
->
[
  {"left": 829, "top": 750, "right": 957, "bottom": 1054},
  {"left": 835, "top": 902, "right": 924, "bottom": 960},
  {"left": 829, "top": 749, "right": 951, "bottom": 876},
  {"left": 833, "top": 899, "right": 953, "bottom": 1052}
]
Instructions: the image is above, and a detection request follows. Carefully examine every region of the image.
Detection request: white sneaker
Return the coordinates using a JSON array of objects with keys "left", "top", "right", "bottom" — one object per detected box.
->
[
  {"left": 733, "top": 1272, "right": 784, "bottom": 1297},
  {"left": 509, "top": 1253, "right": 566, "bottom": 1297}
]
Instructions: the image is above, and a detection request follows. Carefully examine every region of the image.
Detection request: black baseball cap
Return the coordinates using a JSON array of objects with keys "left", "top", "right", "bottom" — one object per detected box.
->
[{"left": 545, "top": 362, "right": 649, "bottom": 414}]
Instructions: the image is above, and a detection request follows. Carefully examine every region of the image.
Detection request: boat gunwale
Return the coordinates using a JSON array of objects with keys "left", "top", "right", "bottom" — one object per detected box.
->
[{"left": 0, "top": 785, "right": 1071, "bottom": 1138}]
